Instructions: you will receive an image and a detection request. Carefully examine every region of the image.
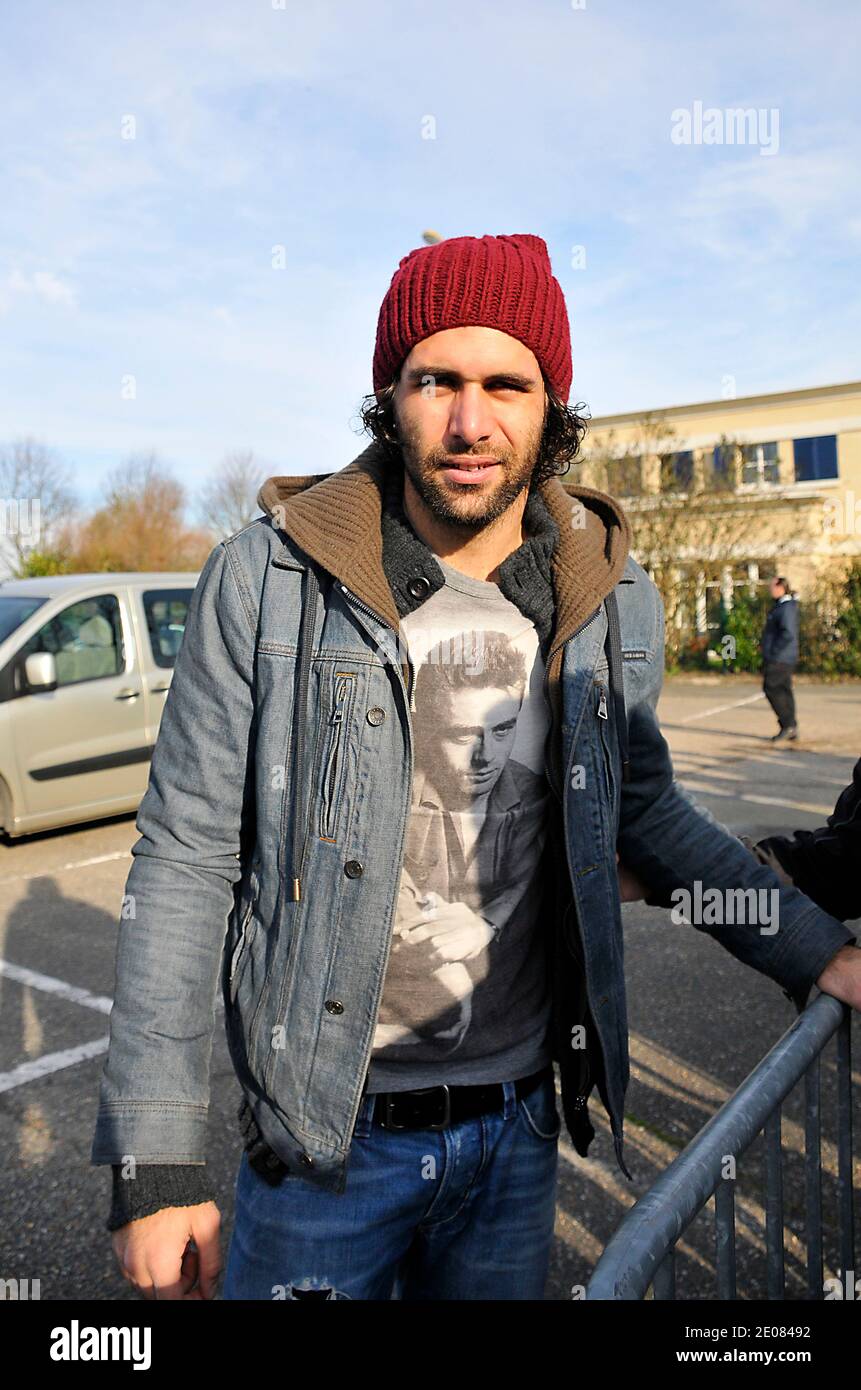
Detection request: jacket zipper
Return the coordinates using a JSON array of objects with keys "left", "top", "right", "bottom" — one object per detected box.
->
[
  {"left": 339, "top": 585, "right": 415, "bottom": 705},
  {"left": 544, "top": 604, "right": 617, "bottom": 1126},
  {"left": 564, "top": 872, "right": 607, "bottom": 1118},
  {"left": 543, "top": 606, "right": 602, "bottom": 803},
  {"left": 320, "top": 674, "right": 354, "bottom": 839},
  {"left": 595, "top": 679, "right": 614, "bottom": 806}
]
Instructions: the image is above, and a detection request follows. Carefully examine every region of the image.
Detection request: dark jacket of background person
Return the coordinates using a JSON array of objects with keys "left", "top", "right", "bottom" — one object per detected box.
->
[
  {"left": 756, "top": 757, "right": 861, "bottom": 923},
  {"left": 761, "top": 594, "right": 800, "bottom": 666}
]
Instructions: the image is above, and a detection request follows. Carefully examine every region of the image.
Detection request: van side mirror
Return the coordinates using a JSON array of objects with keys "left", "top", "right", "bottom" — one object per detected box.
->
[{"left": 24, "top": 652, "right": 58, "bottom": 692}]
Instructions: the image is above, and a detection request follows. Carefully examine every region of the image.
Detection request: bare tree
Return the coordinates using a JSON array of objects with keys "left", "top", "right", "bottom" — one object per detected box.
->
[
  {"left": 198, "top": 450, "right": 265, "bottom": 540},
  {"left": 582, "top": 415, "right": 760, "bottom": 662},
  {"left": 0, "top": 437, "right": 77, "bottom": 576}
]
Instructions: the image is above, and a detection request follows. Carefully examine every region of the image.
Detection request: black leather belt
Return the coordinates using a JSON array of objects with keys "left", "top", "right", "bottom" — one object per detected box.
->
[
  {"left": 366, "top": 1064, "right": 552, "bottom": 1132},
  {"left": 243, "top": 1065, "right": 554, "bottom": 1185}
]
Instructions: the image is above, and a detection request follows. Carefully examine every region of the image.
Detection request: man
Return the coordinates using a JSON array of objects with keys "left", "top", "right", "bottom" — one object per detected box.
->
[
  {"left": 92, "top": 233, "right": 860, "bottom": 1302},
  {"left": 749, "top": 756, "right": 860, "bottom": 924},
  {"left": 761, "top": 576, "right": 800, "bottom": 742}
]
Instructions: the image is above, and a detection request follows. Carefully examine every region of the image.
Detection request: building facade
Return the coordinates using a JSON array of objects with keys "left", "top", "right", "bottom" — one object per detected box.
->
[{"left": 572, "top": 380, "right": 861, "bottom": 636}]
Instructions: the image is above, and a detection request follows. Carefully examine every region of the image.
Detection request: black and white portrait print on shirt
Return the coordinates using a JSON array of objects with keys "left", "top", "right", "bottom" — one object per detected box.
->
[{"left": 367, "top": 558, "right": 554, "bottom": 1091}]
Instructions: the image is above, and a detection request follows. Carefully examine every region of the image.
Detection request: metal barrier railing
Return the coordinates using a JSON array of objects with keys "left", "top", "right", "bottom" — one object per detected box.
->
[{"left": 586, "top": 993, "right": 855, "bottom": 1300}]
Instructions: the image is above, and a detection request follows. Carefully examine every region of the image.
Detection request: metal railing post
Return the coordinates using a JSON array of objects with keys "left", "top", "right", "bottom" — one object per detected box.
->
[{"left": 586, "top": 995, "right": 855, "bottom": 1300}]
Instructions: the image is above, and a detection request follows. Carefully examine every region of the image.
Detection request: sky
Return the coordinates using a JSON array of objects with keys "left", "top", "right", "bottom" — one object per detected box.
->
[{"left": 1, "top": 0, "right": 859, "bottom": 510}]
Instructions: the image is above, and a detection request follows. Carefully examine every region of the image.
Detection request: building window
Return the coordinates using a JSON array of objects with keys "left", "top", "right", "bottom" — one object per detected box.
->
[
  {"left": 699, "top": 563, "right": 755, "bottom": 632},
  {"left": 605, "top": 454, "right": 643, "bottom": 496},
  {"left": 660, "top": 450, "right": 694, "bottom": 492},
  {"left": 711, "top": 443, "right": 734, "bottom": 483},
  {"left": 740, "top": 442, "right": 779, "bottom": 486},
  {"left": 793, "top": 434, "right": 838, "bottom": 482}
]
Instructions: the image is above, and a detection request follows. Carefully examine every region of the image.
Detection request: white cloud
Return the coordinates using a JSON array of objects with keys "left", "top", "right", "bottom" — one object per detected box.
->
[
  {"left": 0, "top": 269, "right": 77, "bottom": 314},
  {"left": 673, "top": 147, "right": 861, "bottom": 263}
]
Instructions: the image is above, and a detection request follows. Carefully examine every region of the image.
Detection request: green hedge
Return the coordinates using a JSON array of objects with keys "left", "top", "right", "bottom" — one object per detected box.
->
[{"left": 673, "top": 562, "right": 861, "bottom": 677}]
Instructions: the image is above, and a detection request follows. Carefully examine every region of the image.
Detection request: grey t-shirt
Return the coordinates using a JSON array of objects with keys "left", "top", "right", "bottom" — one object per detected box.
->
[{"left": 365, "top": 554, "right": 554, "bottom": 1092}]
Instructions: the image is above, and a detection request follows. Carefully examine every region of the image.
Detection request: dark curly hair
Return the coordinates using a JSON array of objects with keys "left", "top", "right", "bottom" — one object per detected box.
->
[{"left": 355, "top": 371, "right": 590, "bottom": 487}]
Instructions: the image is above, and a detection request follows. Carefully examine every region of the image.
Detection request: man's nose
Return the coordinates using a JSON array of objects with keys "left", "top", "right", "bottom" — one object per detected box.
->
[{"left": 446, "top": 384, "right": 496, "bottom": 449}]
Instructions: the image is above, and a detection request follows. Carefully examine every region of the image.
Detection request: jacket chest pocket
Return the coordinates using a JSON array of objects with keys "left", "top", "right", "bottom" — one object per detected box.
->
[{"left": 319, "top": 670, "right": 357, "bottom": 841}]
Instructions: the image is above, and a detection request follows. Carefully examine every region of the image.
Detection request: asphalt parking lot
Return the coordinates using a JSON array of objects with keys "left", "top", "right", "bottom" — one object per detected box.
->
[{"left": 0, "top": 674, "right": 858, "bottom": 1301}]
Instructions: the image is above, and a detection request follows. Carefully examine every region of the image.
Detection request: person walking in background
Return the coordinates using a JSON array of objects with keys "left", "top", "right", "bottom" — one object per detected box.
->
[{"left": 761, "top": 576, "right": 799, "bottom": 742}]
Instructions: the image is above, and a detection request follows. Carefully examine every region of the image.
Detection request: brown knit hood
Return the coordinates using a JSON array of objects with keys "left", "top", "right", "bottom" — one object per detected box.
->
[{"left": 257, "top": 440, "right": 629, "bottom": 636}]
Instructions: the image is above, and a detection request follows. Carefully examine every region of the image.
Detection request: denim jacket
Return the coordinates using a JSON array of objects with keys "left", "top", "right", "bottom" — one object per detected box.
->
[{"left": 92, "top": 443, "right": 855, "bottom": 1223}]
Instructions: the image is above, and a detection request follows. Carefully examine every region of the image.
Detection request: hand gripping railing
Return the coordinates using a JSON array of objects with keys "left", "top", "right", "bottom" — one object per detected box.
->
[{"left": 586, "top": 994, "right": 855, "bottom": 1300}]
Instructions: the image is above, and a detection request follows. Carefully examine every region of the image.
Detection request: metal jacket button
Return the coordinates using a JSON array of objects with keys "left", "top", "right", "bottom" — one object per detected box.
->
[
  {"left": 298, "top": 1153, "right": 314, "bottom": 1168},
  {"left": 344, "top": 860, "right": 363, "bottom": 878},
  {"left": 366, "top": 706, "right": 385, "bottom": 725},
  {"left": 407, "top": 575, "right": 430, "bottom": 599},
  {"left": 324, "top": 999, "right": 344, "bottom": 1014}
]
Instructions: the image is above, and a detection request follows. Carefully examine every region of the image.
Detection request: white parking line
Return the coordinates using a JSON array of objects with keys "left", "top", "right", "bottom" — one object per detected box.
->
[
  {"left": 745, "top": 752, "right": 803, "bottom": 764},
  {"left": 674, "top": 759, "right": 850, "bottom": 793},
  {"left": 0, "top": 959, "right": 221, "bottom": 1094},
  {"left": 0, "top": 1038, "right": 109, "bottom": 1093},
  {"left": 0, "top": 960, "right": 113, "bottom": 1014},
  {"left": 672, "top": 763, "right": 747, "bottom": 783},
  {"left": 743, "top": 754, "right": 848, "bottom": 787},
  {"left": 680, "top": 693, "right": 765, "bottom": 724},
  {"left": 0, "top": 850, "right": 130, "bottom": 887},
  {"left": 680, "top": 780, "right": 832, "bottom": 817},
  {"left": 741, "top": 793, "right": 834, "bottom": 816}
]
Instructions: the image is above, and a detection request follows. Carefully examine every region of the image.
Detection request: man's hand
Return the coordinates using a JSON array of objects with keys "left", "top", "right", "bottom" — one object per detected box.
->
[
  {"left": 111, "top": 1202, "right": 221, "bottom": 1300},
  {"left": 816, "top": 943, "right": 861, "bottom": 1012},
  {"left": 402, "top": 897, "right": 494, "bottom": 961},
  {"left": 738, "top": 835, "right": 795, "bottom": 887}
]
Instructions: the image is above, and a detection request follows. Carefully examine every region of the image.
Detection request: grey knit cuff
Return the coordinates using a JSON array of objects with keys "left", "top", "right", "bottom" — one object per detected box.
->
[{"left": 107, "top": 1164, "right": 217, "bottom": 1233}]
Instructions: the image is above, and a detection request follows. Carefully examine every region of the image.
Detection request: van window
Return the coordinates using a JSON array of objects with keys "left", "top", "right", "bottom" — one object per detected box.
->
[
  {"left": 19, "top": 594, "right": 124, "bottom": 688},
  {"left": 142, "top": 589, "right": 193, "bottom": 668},
  {"left": 0, "top": 595, "right": 48, "bottom": 643}
]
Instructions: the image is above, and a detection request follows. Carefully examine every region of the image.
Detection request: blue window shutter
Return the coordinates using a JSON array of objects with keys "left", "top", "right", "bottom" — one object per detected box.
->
[
  {"left": 794, "top": 435, "right": 838, "bottom": 481},
  {"left": 675, "top": 450, "right": 693, "bottom": 487}
]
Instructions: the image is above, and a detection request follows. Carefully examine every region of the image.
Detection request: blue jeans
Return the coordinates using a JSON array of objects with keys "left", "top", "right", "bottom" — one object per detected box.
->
[{"left": 221, "top": 1069, "right": 560, "bottom": 1300}]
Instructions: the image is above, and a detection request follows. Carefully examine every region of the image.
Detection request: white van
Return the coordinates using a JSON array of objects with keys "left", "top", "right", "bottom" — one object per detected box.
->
[{"left": 0, "top": 572, "right": 199, "bottom": 837}]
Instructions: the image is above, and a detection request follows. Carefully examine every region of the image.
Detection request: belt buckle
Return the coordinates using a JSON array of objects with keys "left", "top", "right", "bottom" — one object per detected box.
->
[{"left": 383, "top": 1084, "right": 451, "bottom": 1131}]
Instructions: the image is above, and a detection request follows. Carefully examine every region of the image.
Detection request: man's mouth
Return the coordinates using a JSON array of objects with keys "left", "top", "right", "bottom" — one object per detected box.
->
[{"left": 440, "top": 458, "right": 501, "bottom": 485}]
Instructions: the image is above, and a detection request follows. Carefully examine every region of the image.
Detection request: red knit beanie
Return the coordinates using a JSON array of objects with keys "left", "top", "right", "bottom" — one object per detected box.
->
[{"left": 372, "top": 233, "right": 572, "bottom": 402}]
